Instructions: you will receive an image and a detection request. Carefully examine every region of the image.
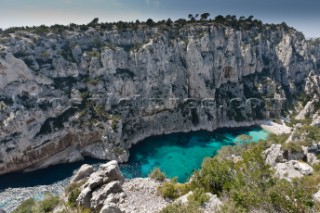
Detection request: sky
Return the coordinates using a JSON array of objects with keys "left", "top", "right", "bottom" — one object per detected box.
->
[{"left": 0, "top": 0, "right": 319, "bottom": 38}]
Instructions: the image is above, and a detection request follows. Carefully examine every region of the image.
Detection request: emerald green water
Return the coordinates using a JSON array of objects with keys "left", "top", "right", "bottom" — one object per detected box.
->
[{"left": 120, "top": 127, "right": 268, "bottom": 182}]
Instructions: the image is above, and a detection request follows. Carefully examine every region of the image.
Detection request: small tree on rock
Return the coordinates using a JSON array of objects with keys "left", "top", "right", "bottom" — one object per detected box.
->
[
  {"left": 200, "top": 13, "right": 210, "bottom": 21},
  {"left": 166, "top": 18, "right": 173, "bottom": 26},
  {"left": 89, "top": 18, "right": 99, "bottom": 26},
  {"left": 146, "top": 18, "right": 155, "bottom": 26}
]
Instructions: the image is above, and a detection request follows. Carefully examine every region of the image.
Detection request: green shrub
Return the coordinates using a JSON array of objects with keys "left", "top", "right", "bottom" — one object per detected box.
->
[
  {"left": 297, "top": 125, "right": 320, "bottom": 142},
  {"left": 216, "top": 200, "right": 246, "bottom": 213},
  {"left": 187, "top": 189, "right": 209, "bottom": 206},
  {"left": 282, "top": 142, "right": 303, "bottom": 152},
  {"left": 40, "top": 194, "right": 60, "bottom": 212},
  {"left": 158, "top": 178, "right": 189, "bottom": 200},
  {"left": 189, "top": 137, "right": 320, "bottom": 212},
  {"left": 65, "top": 180, "right": 85, "bottom": 208},
  {"left": 12, "top": 198, "right": 35, "bottom": 213},
  {"left": 149, "top": 168, "right": 166, "bottom": 181},
  {"left": 190, "top": 157, "right": 235, "bottom": 194},
  {"left": 160, "top": 201, "right": 202, "bottom": 213},
  {"left": 68, "top": 188, "right": 81, "bottom": 207},
  {"left": 267, "top": 178, "right": 316, "bottom": 213},
  {"left": 267, "top": 133, "right": 289, "bottom": 144}
]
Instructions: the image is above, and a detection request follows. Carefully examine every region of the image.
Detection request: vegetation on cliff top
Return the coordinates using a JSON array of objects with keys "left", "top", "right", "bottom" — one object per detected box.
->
[{"left": 0, "top": 14, "right": 301, "bottom": 38}]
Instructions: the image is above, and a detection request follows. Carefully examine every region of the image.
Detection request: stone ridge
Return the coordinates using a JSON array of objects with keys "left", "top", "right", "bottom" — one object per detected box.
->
[{"left": 0, "top": 22, "right": 319, "bottom": 175}]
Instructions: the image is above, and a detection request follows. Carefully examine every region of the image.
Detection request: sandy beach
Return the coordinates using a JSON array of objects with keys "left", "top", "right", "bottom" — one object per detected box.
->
[{"left": 260, "top": 120, "right": 292, "bottom": 135}]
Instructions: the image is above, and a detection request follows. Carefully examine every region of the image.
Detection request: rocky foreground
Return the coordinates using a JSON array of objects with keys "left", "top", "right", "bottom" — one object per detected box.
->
[{"left": 45, "top": 160, "right": 222, "bottom": 213}]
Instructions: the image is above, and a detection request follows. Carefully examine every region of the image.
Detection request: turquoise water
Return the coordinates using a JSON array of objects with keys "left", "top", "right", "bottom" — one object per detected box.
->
[
  {"left": 120, "top": 128, "right": 268, "bottom": 182},
  {"left": 0, "top": 127, "right": 268, "bottom": 190}
]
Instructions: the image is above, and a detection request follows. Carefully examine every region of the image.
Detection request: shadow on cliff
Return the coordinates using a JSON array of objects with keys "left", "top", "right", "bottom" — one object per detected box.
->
[{"left": 0, "top": 157, "right": 105, "bottom": 191}]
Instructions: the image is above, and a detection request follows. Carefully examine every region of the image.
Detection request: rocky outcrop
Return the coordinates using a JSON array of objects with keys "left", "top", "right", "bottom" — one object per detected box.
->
[
  {"left": 264, "top": 143, "right": 318, "bottom": 180},
  {"left": 70, "top": 164, "right": 94, "bottom": 184},
  {"left": 313, "top": 189, "right": 320, "bottom": 202},
  {"left": 100, "top": 203, "right": 122, "bottom": 213},
  {"left": 174, "top": 191, "right": 222, "bottom": 213},
  {"left": 75, "top": 160, "right": 124, "bottom": 211},
  {"left": 275, "top": 160, "right": 314, "bottom": 180},
  {"left": 295, "top": 101, "right": 315, "bottom": 120},
  {"left": 264, "top": 144, "right": 285, "bottom": 166},
  {"left": 72, "top": 161, "right": 172, "bottom": 213},
  {"left": 0, "top": 21, "right": 319, "bottom": 174}
]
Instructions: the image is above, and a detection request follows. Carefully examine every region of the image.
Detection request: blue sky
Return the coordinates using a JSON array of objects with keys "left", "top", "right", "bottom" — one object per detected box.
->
[{"left": 1, "top": 0, "right": 319, "bottom": 38}]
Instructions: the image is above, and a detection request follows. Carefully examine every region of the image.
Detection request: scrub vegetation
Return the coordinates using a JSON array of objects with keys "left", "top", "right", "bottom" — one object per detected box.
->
[{"left": 158, "top": 126, "right": 320, "bottom": 213}]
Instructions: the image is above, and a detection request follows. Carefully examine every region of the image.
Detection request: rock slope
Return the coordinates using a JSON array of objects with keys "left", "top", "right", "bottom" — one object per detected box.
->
[{"left": 0, "top": 21, "right": 319, "bottom": 174}]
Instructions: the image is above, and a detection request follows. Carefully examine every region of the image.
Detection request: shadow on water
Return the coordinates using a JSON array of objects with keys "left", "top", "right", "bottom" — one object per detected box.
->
[
  {"left": 0, "top": 126, "right": 268, "bottom": 190},
  {"left": 0, "top": 157, "right": 105, "bottom": 191}
]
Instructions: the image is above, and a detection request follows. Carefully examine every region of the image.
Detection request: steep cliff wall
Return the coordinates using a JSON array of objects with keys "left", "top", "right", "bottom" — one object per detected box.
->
[{"left": 0, "top": 22, "right": 319, "bottom": 174}]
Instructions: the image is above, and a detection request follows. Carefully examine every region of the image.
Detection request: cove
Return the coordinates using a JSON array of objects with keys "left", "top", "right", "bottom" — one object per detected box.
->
[
  {"left": 0, "top": 127, "right": 268, "bottom": 189},
  {"left": 120, "top": 127, "right": 269, "bottom": 182},
  {"left": 0, "top": 127, "right": 268, "bottom": 211}
]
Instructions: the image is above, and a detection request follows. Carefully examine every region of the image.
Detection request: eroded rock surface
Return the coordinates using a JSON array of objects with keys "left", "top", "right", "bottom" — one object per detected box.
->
[
  {"left": 275, "top": 160, "right": 314, "bottom": 179},
  {"left": 0, "top": 23, "right": 319, "bottom": 175},
  {"left": 119, "top": 178, "right": 169, "bottom": 213},
  {"left": 76, "top": 160, "right": 124, "bottom": 211},
  {"left": 70, "top": 164, "right": 94, "bottom": 184}
]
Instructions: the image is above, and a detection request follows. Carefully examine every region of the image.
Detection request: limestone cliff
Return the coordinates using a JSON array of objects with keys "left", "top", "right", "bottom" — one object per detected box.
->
[{"left": 0, "top": 21, "right": 319, "bottom": 175}]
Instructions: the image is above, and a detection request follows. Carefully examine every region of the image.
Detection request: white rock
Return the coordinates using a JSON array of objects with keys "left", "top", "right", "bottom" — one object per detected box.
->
[
  {"left": 100, "top": 160, "right": 124, "bottom": 183},
  {"left": 71, "top": 164, "right": 94, "bottom": 184},
  {"left": 313, "top": 189, "right": 320, "bottom": 202},
  {"left": 100, "top": 203, "right": 122, "bottom": 213},
  {"left": 264, "top": 144, "right": 284, "bottom": 166},
  {"left": 77, "top": 187, "right": 92, "bottom": 208},
  {"left": 275, "top": 160, "right": 314, "bottom": 180}
]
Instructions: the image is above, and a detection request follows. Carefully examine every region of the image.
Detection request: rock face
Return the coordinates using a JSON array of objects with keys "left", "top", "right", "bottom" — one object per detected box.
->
[
  {"left": 275, "top": 160, "right": 314, "bottom": 179},
  {"left": 75, "top": 160, "right": 124, "bottom": 211},
  {"left": 70, "top": 164, "right": 94, "bottom": 184},
  {"left": 264, "top": 143, "right": 318, "bottom": 180},
  {"left": 174, "top": 191, "right": 222, "bottom": 213},
  {"left": 313, "top": 189, "right": 320, "bottom": 202},
  {"left": 0, "top": 22, "right": 319, "bottom": 174},
  {"left": 264, "top": 144, "right": 285, "bottom": 166}
]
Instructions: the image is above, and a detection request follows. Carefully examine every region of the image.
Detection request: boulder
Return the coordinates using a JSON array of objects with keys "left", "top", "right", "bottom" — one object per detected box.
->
[
  {"left": 174, "top": 191, "right": 222, "bottom": 212},
  {"left": 100, "top": 203, "right": 122, "bottom": 213},
  {"left": 100, "top": 160, "right": 124, "bottom": 183},
  {"left": 292, "top": 160, "right": 314, "bottom": 175},
  {"left": 311, "top": 111, "right": 320, "bottom": 126},
  {"left": 74, "top": 161, "right": 125, "bottom": 211},
  {"left": 0, "top": 209, "right": 6, "bottom": 213},
  {"left": 174, "top": 191, "right": 193, "bottom": 204},
  {"left": 71, "top": 164, "right": 94, "bottom": 184},
  {"left": 87, "top": 175, "right": 104, "bottom": 190},
  {"left": 91, "top": 181, "right": 123, "bottom": 209},
  {"left": 264, "top": 144, "right": 284, "bottom": 166},
  {"left": 275, "top": 160, "right": 314, "bottom": 179},
  {"left": 306, "top": 153, "right": 320, "bottom": 165},
  {"left": 204, "top": 193, "right": 222, "bottom": 213},
  {"left": 313, "top": 189, "right": 320, "bottom": 202},
  {"left": 76, "top": 187, "right": 92, "bottom": 208}
]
